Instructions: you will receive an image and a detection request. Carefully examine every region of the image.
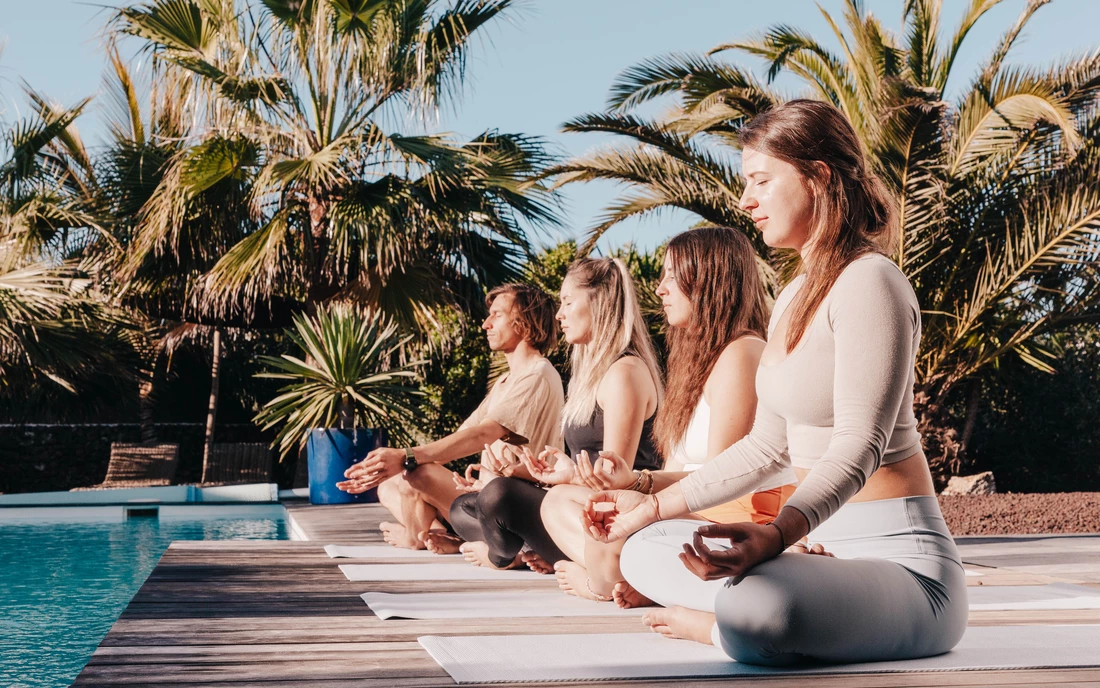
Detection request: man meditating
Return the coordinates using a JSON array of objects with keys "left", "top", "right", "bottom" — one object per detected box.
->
[{"left": 336, "top": 284, "right": 564, "bottom": 553}]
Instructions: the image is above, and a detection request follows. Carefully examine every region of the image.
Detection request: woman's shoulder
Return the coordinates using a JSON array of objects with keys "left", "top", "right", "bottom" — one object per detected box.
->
[
  {"left": 718, "top": 336, "right": 766, "bottom": 367},
  {"left": 605, "top": 353, "right": 652, "bottom": 383},
  {"left": 704, "top": 336, "right": 764, "bottom": 398},
  {"left": 834, "top": 252, "right": 914, "bottom": 297},
  {"left": 828, "top": 252, "right": 919, "bottom": 320},
  {"left": 598, "top": 354, "right": 657, "bottom": 402}
]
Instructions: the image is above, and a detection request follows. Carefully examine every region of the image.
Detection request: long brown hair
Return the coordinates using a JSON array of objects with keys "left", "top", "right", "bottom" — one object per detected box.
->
[
  {"left": 653, "top": 226, "right": 769, "bottom": 458},
  {"left": 560, "top": 257, "right": 663, "bottom": 427},
  {"left": 739, "top": 99, "right": 897, "bottom": 352}
]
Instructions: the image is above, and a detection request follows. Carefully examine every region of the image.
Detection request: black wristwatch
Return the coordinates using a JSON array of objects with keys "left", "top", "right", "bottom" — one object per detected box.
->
[{"left": 402, "top": 447, "right": 419, "bottom": 472}]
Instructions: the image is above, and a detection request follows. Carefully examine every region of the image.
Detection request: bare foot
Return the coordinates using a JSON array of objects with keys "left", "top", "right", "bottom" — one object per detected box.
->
[
  {"left": 380, "top": 522, "right": 423, "bottom": 550},
  {"left": 459, "top": 541, "right": 521, "bottom": 570},
  {"left": 554, "top": 560, "right": 609, "bottom": 601},
  {"left": 642, "top": 606, "right": 715, "bottom": 645},
  {"left": 613, "top": 580, "right": 654, "bottom": 609},
  {"left": 420, "top": 529, "right": 463, "bottom": 555},
  {"left": 521, "top": 550, "right": 554, "bottom": 574}
]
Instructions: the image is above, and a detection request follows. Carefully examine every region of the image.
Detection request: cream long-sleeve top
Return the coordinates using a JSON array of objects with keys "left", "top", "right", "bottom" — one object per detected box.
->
[{"left": 679, "top": 252, "right": 924, "bottom": 532}]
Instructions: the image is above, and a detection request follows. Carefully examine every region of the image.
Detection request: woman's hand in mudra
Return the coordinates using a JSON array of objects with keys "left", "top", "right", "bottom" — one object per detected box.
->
[
  {"left": 574, "top": 449, "right": 635, "bottom": 491},
  {"left": 518, "top": 445, "right": 576, "bottom": 486},
  {"left": 452, "top": 464, "right": 486, "bottom": 494},
  {"left": 581, "top": 490, "right": 659, "bottom": 543},
  {"left": 679, "top": 522, "right": 785, "bottom": 581}
]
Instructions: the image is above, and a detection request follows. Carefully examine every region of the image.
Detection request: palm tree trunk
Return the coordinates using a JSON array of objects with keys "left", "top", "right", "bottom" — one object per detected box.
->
[
  {"left": 337, "top": 395, "right": 353, "bottom": 431},
  {"left": 307, "top": 193, "right": 332, "bottom": 311},
  {"left": 201, "top": 328, "right": 223, "bottom": 483},
  {"left": 138, "top": 379, "right": 156, "bottom": 443},
  {"left": 960, "top": 379, "right": 981, "bottom": 452},
  {"left": 138, "top": 351, "right": 162, "bottom": 443}
]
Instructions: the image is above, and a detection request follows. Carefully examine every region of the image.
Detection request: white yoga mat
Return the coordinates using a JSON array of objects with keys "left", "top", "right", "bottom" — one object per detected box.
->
[
  {"left": 968, "top": 583, "right": 1100, "bottom": 610},
  {"left": 340, "top": 563, "right": 549, "bottom": 582},
  {"left": 362, "top": 591, "right": 646, "bottom": 619},
  {"left": 419, "top": 625, "right": 1100, "bottom": 683},
  {"left": 324, "top": 544, "right": 461, "bottom": 560}
]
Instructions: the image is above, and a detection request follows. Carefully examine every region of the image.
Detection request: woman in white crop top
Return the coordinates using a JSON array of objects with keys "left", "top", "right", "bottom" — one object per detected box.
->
[{"left": 583, "top": 100, "right": 966, "bottom": 666}]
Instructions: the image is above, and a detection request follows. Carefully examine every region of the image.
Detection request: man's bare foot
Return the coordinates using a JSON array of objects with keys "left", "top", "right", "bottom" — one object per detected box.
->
[
  {"left": 613, "top": 580, "right": 655, "bottom": 609},
  {"left": 521, "top": 550, "right": 554, "bottom": 574},
  {"left": 642, "top": 606, "right": 715, "bottom": 645},
  {"left": 380, "top": 522, "right": 423, "bottom": 550},
  {"left": 420, "top": 529, "right": 463, "bottom": 555},
  {"left": 554, "top": 560, "right": 610, "bottom": 601},
  {"left": 459, "top": 541, "right": 521, "bottom": 570}
]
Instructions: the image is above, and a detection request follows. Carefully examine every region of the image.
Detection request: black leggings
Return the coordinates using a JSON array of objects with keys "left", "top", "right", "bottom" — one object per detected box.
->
[{"left": 448, "top": 477, "right": 568, "bottom": 568}]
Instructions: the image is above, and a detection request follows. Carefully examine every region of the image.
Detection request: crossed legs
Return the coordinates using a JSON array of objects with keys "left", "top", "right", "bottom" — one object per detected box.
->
[
  {"left": 375, "top": 463, "right": 465, "bottom": 550},
  {"left": 541, "top": 484, "right": 651, "bottom": 605}
]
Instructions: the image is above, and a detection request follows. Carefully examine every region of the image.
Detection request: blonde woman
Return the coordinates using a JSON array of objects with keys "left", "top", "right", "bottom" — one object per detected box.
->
[{"left": 448, "top": 257, "right": 662, "bottom": 572}]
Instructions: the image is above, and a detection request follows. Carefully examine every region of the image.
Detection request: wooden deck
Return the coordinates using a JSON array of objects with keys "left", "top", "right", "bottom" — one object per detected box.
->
[{"left": 74, "top": 503, "right": 1100, "bottom": 687}]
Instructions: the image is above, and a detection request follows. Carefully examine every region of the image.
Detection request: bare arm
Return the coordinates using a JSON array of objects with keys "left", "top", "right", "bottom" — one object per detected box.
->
[
  {"left": 704, "top": 337, "right": 764, "bottom": 459},
  {"left": 414, "top": 419, "right": 509, "bottom": 465},
  {"left": 595, "top": 357, "right": 659, "bottom": 467},
  {"left": 643, "top": 339, "right": 763, "bottom": 494}
]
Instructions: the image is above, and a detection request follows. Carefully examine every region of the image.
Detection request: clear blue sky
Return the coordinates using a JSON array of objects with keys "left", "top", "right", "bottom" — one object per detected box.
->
[{"left": 3, "top": 0, "right": 1098, "bottom": 253}]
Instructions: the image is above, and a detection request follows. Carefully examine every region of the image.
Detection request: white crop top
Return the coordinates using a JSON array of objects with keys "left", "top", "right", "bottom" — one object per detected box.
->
[
  {"left": 675, "top": 395, "right": 798, "bottom": 493},
  {"left": 679, "top": 253, "right": 925, "bottom": 531}
]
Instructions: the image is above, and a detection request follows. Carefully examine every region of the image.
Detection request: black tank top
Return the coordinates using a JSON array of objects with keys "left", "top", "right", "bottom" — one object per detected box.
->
[
  {"left": 562, "top": 351, "right": 661, "bottom": 471},
  {"left": 563, "top": 404, "right": 662, "bottom": 471}
]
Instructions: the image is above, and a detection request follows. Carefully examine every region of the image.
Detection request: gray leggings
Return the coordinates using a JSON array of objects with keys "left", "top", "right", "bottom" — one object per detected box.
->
[{"left": 619, "top": 496, "right": 968, "bottom": 666}]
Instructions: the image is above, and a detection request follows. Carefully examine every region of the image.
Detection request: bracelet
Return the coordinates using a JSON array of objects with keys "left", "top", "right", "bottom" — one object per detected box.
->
[
  {"left": 650, "top": 493, "right": 662, "bottom": 521},
  {"left": 628, "top": 469, "right": 653, "bottom": 494},
  {"left": 765, "top": 520, "right": 787, "bottom": 557}
]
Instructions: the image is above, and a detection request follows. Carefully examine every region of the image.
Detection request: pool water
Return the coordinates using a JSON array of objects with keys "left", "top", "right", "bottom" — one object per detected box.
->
[{"left": 0, "top": 509, "right": 288, "bottom": 687}]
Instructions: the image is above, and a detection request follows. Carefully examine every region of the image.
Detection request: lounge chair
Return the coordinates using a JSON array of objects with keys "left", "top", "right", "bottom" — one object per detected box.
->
[
  {"left": 72, "top": 442, "right": 180, "bottom": 491},
  {"left": 200, "top": 443, "right": 273, "bottom": 486}
]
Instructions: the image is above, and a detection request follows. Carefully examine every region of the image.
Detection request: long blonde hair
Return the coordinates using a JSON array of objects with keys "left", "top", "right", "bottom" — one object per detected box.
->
[{"left": 561, "top": 257, "right": 663, "bottom": 427}]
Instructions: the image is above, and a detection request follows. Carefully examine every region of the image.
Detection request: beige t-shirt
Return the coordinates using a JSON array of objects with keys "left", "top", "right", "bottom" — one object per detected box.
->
[{"left": 460, "top": 357, "right": 565, "bottom": 459}]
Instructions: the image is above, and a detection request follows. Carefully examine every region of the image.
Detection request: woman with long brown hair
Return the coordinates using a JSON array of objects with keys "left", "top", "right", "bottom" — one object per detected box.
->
[
  {"left": 584, "top": 100, "right": 967, "bottom": 666},
  {"left": 536, "top": 226, "right": 797, "bottom": 606}
]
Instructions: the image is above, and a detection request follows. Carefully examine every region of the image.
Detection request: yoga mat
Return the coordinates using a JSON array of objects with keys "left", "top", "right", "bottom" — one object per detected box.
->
[
  {"left": 340, "top": 563, "right": 549, "bottom": 582},
  {"left": 419, "top": 625, "right": 1100, "bottom": 683},
  {"left": 968, "top": 583, "right": 1100, "bottom": 610},
  {"left": 362, "top": 591, "right": 647, "bottom": 619},
  {"left": 324, "top": 544, "right": 461, "bottom": 560}
]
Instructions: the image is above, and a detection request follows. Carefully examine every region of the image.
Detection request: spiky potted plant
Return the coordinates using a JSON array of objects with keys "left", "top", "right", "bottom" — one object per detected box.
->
[{"left": 255, "top": 304, "right": 422, "bottom": 504}]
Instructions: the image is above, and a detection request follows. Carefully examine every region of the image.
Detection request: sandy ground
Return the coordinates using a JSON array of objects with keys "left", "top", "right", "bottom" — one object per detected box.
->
[{"left": 939, "top": 492, "right": 1100, "bottom": 535}]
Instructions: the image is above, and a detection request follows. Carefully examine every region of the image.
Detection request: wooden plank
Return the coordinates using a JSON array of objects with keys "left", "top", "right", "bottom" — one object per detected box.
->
[{"left": 73, "top": 503, "right": 1100, "bottom": 686}]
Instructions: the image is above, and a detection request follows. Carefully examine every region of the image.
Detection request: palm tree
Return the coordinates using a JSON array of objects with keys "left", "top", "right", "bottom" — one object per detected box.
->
[
  {"left": 0, "top": 59, "right": 138, "bottom": 405},
  {"left": 112, "top": 0, "right": 559, "bottom": 333},
  {"left": 0, "top": 257, "right": 137, "bottom": 401},
  {"left": 254, "top": 304, "right": 424, "bottom": 459},
  {"left": 551, "top": 0, "right": 1100, "bottom": 479}
]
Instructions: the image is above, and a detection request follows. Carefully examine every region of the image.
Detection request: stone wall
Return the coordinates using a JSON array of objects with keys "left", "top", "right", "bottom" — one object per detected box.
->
[{"left": 0, "top": 423, "right": 295, "bottom": 494}]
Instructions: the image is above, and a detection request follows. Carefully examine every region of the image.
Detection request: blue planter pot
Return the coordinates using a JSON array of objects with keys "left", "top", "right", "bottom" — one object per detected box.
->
[{"left": 307, "top": 428, "right": 387, "bottom": 505}]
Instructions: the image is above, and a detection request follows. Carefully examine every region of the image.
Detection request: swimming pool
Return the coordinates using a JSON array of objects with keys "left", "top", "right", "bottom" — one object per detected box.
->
[{"left": 0, "top": 505, "right": 289, "bottom": 688}]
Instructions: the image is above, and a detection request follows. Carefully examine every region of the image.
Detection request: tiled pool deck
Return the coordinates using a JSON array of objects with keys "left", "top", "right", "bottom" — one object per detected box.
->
[{"left": 74, "top": 503, "right": 1100, "bottom": 686}]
